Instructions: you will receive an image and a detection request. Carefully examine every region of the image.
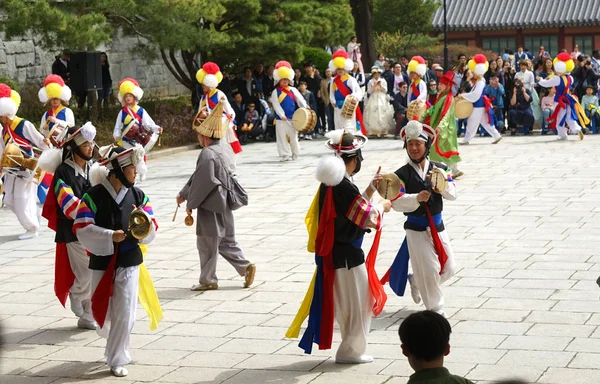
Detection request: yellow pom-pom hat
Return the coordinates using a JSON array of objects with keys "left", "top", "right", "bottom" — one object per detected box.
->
[
  {"left": 118, "top": 78, "right": 144, "bottom": 104},
  {"left": 468, "top": 54, "right": 489, "bottom": 77},
  {"left": 553, "top": 52, "right": 575, "bottom": 75},
  {"left": 196, "top": 62, "right": 223, "bottom": 89},
  {"left": 273, "top": 61, "right": 294, "bottom": 83},
  {"left": 0, "top": 84, "right": 21, "bottom": 119},
  {"left": 408, "top": 56, "right": 427, "bottom": 77},
  {"left": 329, "top": 50, "right": 354, "bottom": 72},
  {"left": 38, "top": 74, "right": 72, "bottom": 104}
]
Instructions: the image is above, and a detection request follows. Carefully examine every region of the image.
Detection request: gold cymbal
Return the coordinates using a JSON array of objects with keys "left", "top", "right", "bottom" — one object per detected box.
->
[{"left": 376, "top": 172, "right": 402, "bottom": 199}]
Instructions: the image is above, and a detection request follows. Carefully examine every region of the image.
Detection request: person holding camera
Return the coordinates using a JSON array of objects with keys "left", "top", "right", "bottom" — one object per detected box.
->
[
  {"left": 508, "top": 79, "right": 534, "bottom": 136},
  {"left": 573, "top": 56, "right": 599, "bottom": 100}
]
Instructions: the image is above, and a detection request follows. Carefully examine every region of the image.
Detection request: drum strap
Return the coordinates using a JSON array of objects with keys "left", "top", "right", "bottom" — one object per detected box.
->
[
  {"left": 277, "top": 87, "right": 295, "bottom": 104},
  {"left": 123, "top": 106, "right": 142, "bottom": 125},
  {"left": 4, "top": 118, "right": 33, "bottom": 152},
  {"left": 410, "top": 81, "right": 420, "bottom": 100},
  {"left": 333, "top": 76, "right": 367, "bottom": 135}
]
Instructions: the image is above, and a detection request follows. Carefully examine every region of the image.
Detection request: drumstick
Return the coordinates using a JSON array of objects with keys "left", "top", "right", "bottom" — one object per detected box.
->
[{"left": 172, "top": 204, "right": 179, "bottom": 222}]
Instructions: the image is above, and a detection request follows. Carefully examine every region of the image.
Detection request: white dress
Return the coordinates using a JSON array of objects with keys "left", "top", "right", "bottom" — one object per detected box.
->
[{"left": 364, "top": 78, "right": 394, "bottom": 136}]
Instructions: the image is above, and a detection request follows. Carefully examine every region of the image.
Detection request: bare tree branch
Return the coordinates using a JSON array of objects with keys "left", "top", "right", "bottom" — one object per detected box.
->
[
  {"left": 169, "top": 49, "right": 194, "bottom": 89},
  {"left": 160, "top": 49, "right": 187, "bottom": 89}
]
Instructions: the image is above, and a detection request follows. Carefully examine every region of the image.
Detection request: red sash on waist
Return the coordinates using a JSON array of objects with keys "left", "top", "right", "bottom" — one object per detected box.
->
[
  {"left": 425, "top": 204, "right": 448, "bottom": 274},
  {"left": 483, "top": 96, "right": 494, "bottom": 124},
  {"left": 315, "top": 186, "right": 336, "bottom": 350},
  {"left": 334, "top": 76, "right": 367, "bottom": 135},
  {"left": 277, "top": 86, "right": 296, "bottom": 102},
  {"left": 92, "top": 246, "right": 118, "bottom": 328}
]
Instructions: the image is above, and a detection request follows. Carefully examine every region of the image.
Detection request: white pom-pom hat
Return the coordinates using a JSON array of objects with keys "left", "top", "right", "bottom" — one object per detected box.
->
[
  {"left": 468, "top": 54, "right": 489, "bottom": 77},
  {"left": 38, "top": 74, "right": 72, "bottom": 104},
  {"left": 273, "top": 61, "right": 294, "bottom": 83},
  {"left": 408, "top": 56, "right": 427, "bottom": 77},
  {"left": 118, "top": 78, "right": 144, "bottom": 104},
  {"left": 0, "top": 84, "right": 21, "bottom": 119},
  {"left": 400, "top": 120, "right": 436, "bottom": 142},
  {"left": 553, "top": 52, "right": 575, "bottom": 75},
  {"left": 196, "top": 62, "right": 223, "bottom": 89},
  {"left": 328, "top": 50, "right": 354, "bottom": 72}
]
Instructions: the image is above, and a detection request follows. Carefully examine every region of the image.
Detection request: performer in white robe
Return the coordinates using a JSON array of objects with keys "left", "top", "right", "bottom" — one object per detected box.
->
[
  {"left": 458, "top": 54, "right": 502, "bottom": 144},
  {"left": 329, "top": 50, "right": 364, "bottom": 132},
  {"left": 365, "top": 66, "right": 394, "bottom": 136},
  {"left": 112, "top": 78, "right": 163, "bottom": 181},
  {"left": 74, "top": 145, "right": 157, "bottom": 377},
  {"left": 407, "top": 56, "right": 428, "bottom": 104},
  {"left": 0, "top": 84, "right": 50, "bottom": 240},
  {"left": 38, "top": 74, "right": 75, "bottom": 137},
  {"left": 269, "top": 61, "right": 307, "bottom": 161},
  {"left": 177, "top": 108, "right": 255, "bottom": 291},
  {"left": 538, "top": 52, "right": 586, "bottom": 140},
  {"left": 383, "top": 121, "right": 456, "bottom": 317},
  {"left": 39, "top": 122, "right": 98, "bottom": 330},
  {"left": 286, "top": 130, "right": 391, "bottom": 363},
  {"left": 195, "top": 62, "right": 242, "bottom": 171}
]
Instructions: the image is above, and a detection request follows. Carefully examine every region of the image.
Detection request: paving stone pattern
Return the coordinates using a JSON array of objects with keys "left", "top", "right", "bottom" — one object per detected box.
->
[{"left": 1, "top": 135, "right": 600, "bottom": 383}]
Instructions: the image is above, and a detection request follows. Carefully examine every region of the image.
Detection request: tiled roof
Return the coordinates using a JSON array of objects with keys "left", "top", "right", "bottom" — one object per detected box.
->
[{"left": 432, "top": 0, "right": 600, "bottom": 31}]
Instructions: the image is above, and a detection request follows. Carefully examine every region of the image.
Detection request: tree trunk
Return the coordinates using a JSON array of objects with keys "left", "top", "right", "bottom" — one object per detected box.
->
[{"left": 350, "top": 0, "right": 375, "bottom": 70}]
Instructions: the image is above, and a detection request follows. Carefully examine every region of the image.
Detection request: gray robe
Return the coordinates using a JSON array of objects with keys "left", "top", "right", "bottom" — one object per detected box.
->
[{"left": 180, "top": 143, "right": 235, "bottom": 238}]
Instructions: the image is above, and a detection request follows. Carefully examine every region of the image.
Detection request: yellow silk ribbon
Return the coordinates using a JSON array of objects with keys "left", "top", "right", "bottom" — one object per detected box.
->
[
  {"left": 286, "top": 188, "right": 320, "bottom": 338},
  {"left": 286, "top": 267, "right": 317, "bottom": 338},
  {"left": 138, "top": 244, "right": 163, "bottom": 330}
]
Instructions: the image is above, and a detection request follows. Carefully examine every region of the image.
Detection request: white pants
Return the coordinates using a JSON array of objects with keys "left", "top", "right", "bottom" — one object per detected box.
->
[
  {"left": 464, "top": 107, "right": 501, "bottom": 142},
  {"left": 275, "top": 120, "right": 300, "bottom": 158},
  {"left": 555, "top": 106, "right": 582, "bottom": 139},
  {"left": 406, "top": 229, "right": 456, "bottom": 313},
  {"left": 92, "top": 265, "right": 139, "bottom": 367},
  {"left": 449, "top": 162, "right": 461, "bottom": 175},
  {"left": 333, "top": 108, "right": 357, "bottom": 132},
  {"left": 3, "top": 174, "right": 39, "bottom": 232},
  {"left": 334, "top": 264, "right": 372, "bottom": 360},
  {"left": 196, "top": 235, "right": 251, "bottom": 285},
  {"left": 66, "top": 241, "right": 94, "bottom": 322}
]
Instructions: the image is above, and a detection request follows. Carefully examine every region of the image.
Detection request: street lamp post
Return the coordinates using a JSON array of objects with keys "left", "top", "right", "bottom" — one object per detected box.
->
[{"left": 443, "top": 0, "right": 448, "bottom": 71}]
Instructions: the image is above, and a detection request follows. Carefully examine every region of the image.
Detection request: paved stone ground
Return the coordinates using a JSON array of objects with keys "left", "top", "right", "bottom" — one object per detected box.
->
[{"left": 1, "top": 134, "right": 600, "bottom": 384}]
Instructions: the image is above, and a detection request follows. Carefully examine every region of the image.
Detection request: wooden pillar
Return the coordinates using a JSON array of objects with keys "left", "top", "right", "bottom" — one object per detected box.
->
[
  {"left": 516, "top": 29, "right": 524, "bottom": 50},
  {"left": 475, "top": 30, "right": 482, "bottom": 48},
  {"left": 558, "top": 27, "right": 566, "bottom": 51}
]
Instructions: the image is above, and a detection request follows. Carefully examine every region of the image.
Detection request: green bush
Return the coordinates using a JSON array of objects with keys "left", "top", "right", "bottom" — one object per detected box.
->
[
  {"left": 0, "top": 75, "right": 20, "bottom": 91},
  {"left": 375, "top": 32, "right": 494, "bottom": 69},
  {"left": 300, "top": 47, "right": 332, "bottom": 73}
]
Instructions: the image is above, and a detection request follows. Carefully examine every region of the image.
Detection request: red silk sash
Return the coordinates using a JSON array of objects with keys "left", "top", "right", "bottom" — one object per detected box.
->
[
  {"left": 425, "top": 204, "right": 448, "bottom": 274},
  {"left": 315, "top": 187, "right": 336, "bottom": 350},
  {"left": 91, "top": 245, "right": 118, "bottom": 328}
]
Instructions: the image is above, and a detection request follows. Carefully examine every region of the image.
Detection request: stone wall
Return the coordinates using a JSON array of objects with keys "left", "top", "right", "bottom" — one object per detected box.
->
[{"left": 0, "top": 29, "right": 189, "bottom": 98}]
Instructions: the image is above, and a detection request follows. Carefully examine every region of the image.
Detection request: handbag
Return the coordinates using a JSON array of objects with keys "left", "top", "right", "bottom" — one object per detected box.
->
[
  {"left": 207, "top": 146, "right": 248, "bottom": 210},
  {"left": 225, "top": 174, "right": 248, "bottom": 211}
]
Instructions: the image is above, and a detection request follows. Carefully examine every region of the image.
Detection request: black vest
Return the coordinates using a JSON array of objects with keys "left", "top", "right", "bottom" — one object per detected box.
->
[
  {"left": 86, "top": 184, "right": 145, "bottom": 271},
  {"left": 395, "top": 161, "right": 446, "bottom": 232},
  {"left": 52, "top": 162, "right": 91, "bottom": 243},
  {"left": 319, "top": 178, "right": 368, "bottom": 270}
]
